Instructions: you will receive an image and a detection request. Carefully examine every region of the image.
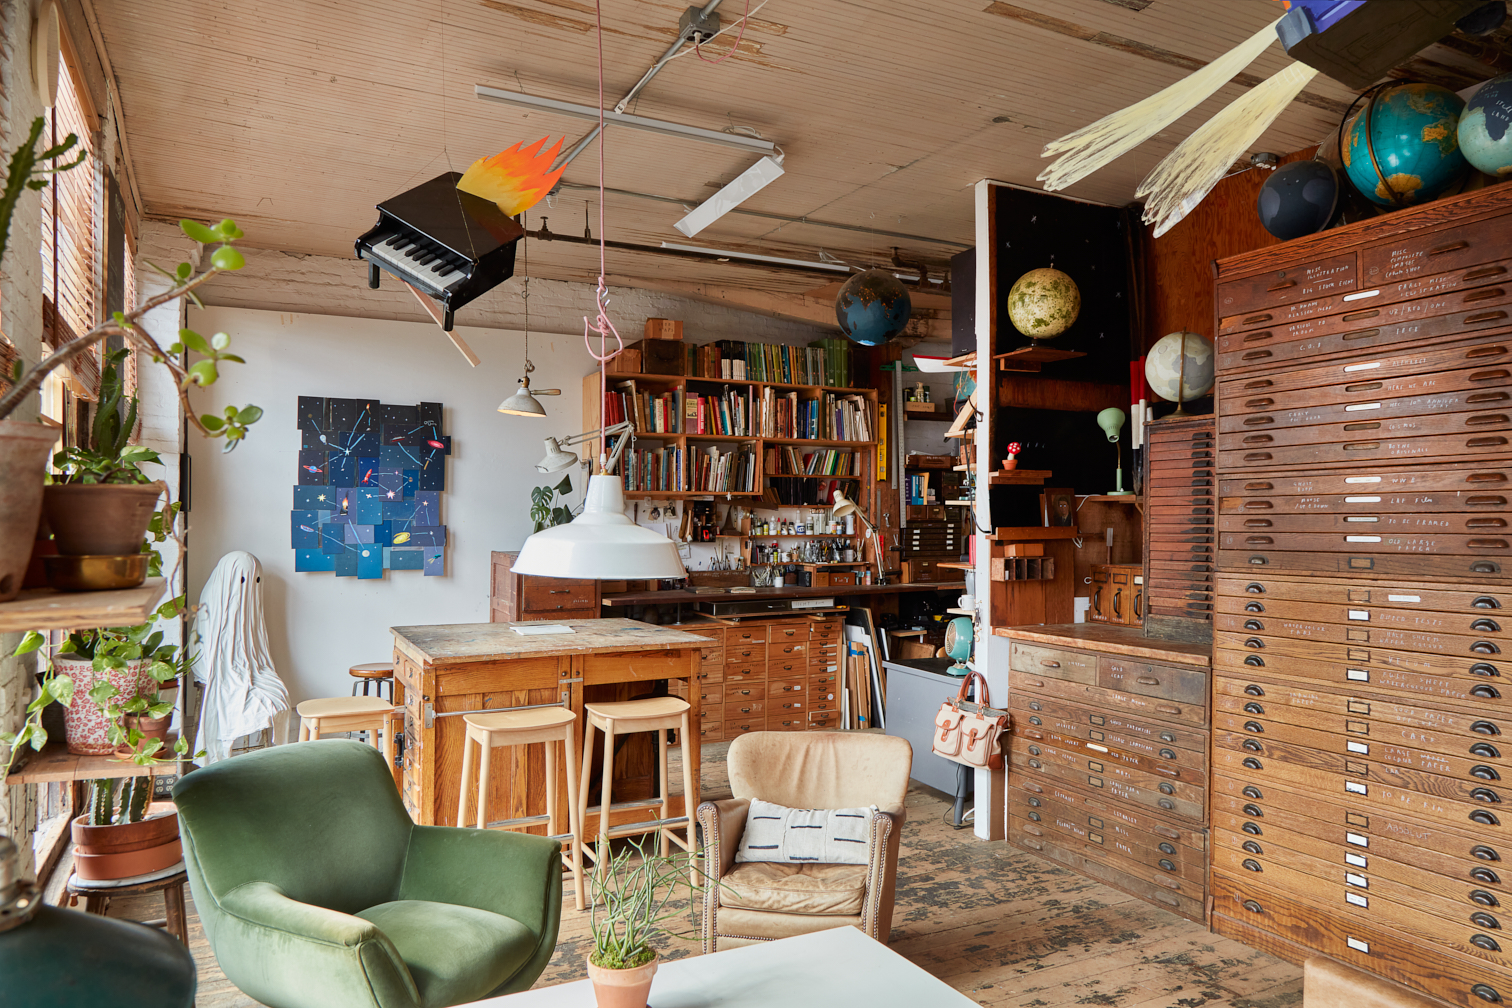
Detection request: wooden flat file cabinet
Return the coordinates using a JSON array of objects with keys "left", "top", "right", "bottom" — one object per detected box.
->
[
  {"left": 491, "top": 551, "right": 601, "bottom": 623},
  {"left": 1143, "top": 415, "right": 1215, "bottom": 645},
  {"left": 1209, "top": 184, "right": 1512, "bottom": 1008},
  {"left": 1002, "top": 623, "right": 1211, "bottom": 924},
  {"left": 389, "top": 619, "right": 711, "bottom": 835}
]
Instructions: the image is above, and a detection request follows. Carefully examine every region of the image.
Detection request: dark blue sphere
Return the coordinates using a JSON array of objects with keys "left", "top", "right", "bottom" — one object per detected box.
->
[
  {"left": 1258, "top": 160, "right": 1339, "bottom": 240},
  {"left": 835, "top": 269, "right": 911, "bottom": 347}
]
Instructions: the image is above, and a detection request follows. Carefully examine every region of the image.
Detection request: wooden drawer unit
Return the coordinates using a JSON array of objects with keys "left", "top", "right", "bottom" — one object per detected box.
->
[
  {"left": 1089, "top": 564, "right": 1143, "bottom": 626},
  {"left": 766, "top": 623, "right": 807, "bottom": 643},
  {"left": 770, "top": 641, "right": 808, "bottom": 659},
  {"left": 1017, "top": 720, "right": 1204, "bottom": 780},
  {"left": 489, "top": 551, "right": 602, "bottom": 622},
  {"left": 726, "top": 698, "right": 764, "bottom": 717},
  {"left": 1098, "top": 655, "right": 1207, "bottom": 706},
  {"left": 811, "top": 671, "right": 840, "bottom": 690},
  {"left": 725, "top": 644, "right": 768, "bottom": 666},
  {"left": 1011, "top": 668, "right": 1209, "bottom": 729},
  {"left": 769, "top": 678, "right": 807, "bottom": 703},
  {"left": 698, "top": 723, "right": 725, "bottom": 743},
  {"left": 1010, "top": 735, "right": 1204, "bottom": 821},
  {"left": 725, "top": 717, "right": 763, "bottom": 738},
  {"left": 699, "top": 704, "right": 722, "bottom": 724},
  {"left": 1212, "top": 873, "right": 1512, "bottom": 1008},
  {"left": 901, "top": 557, "right": 955, "bottom": 583},
  {"left": 1144, "top": 415, "right": 1217, "bottom": 641},
  {"left": 723, "top": 681, "right": 766, "bottom": 702},
  {"left": 1011, "top": 777, "right": 1208, "bottom": 855},
  {"left": 723, "top": 665, "right": 764, "bottom": 687},
  {"left": 1016, "top": 827, "right": 1205, "bottom": 923},
  {"left": 1010, "top": 805, "right": 1205, "bottom": 887},
  {"left": 809, "top": 710, "right": 840, "bottom": 730},
  {"left": 1011, "top": 692, "right": 1208, "bottom": 771},
  {"left": 726, "top": 627, "right": 769, "bottom": 646},
  {"left": 768, "top": 714, "right": 806, "bottom": 731},
  {"left": 695, "top": 665, "right": 724, "bottom": 686}
]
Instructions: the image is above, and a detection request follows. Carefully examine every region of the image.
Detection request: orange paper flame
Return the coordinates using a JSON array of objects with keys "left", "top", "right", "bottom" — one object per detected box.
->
[{"left": 456, "top": 137, "right": 566, "bottom": 216}]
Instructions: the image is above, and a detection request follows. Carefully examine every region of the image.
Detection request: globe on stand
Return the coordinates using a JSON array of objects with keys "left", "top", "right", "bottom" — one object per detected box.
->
[
  {"left": 1007, "top": 268, "right": 1080, "bottom": 341},
  {"left": 1343, "top": 82, "right": 1469, "bottom": 208},
  {"left": 1258, "top": 160, "right": 1338, "bottom": 240},
  {"left": 1145, "top": 331, "right": 1214, "bottom": 415},
  {"left": 835, "top": 269, "right": 911, "bottom": 347}
]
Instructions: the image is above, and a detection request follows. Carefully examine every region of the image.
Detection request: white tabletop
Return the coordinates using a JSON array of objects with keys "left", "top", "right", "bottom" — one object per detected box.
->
[{"left": 467, "top": 926, "right": 976, "bottom": 1007}]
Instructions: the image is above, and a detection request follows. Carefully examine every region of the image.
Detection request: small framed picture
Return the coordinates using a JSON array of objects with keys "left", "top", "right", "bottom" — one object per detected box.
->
[{"left": 1042, "top": 488, "right": 1076, "bottom": 527}]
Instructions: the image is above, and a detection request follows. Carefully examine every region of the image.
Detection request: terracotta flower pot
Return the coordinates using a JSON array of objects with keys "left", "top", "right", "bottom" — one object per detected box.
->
[
  {"left": 119, "top": 713, "right": 173, "bottom": 754},
  {"left": 42, "top": 480, "right": 165, "bottom": 556},
  {"left": 1002, "top": 459, "right": 1019, "bottom": 470},
  {"left": 586, "top": 953, "right": 658, "bottom": 1008},
  {"left": 0, "top": 420, "right": 60, "bottom": 602},
  {"left": 71, "top": 803, "right": 181, "bottom": 881},
  {"left": 55, "top": 655, "right": 152, "bottom": 755}
]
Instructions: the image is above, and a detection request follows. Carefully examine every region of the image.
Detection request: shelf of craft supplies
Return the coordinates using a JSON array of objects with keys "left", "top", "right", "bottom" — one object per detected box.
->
[
  {"left": 0, "top": 578, "right": 167, "bottom": 634},
  {"left": 8, "top": 740, "right": 183, "bottom": 785}
]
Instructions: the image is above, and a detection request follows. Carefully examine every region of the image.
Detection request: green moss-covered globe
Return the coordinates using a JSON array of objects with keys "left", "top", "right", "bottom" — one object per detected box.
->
[
  {"left": 1459, "top": 72, "right": 1512, "bottom": 178},
  {"left": 1007, "top": 267, "right": 1080, "bottom": 339},
  {"left": 1343, "top": 82, "right": 1469, "bottom": 207}
]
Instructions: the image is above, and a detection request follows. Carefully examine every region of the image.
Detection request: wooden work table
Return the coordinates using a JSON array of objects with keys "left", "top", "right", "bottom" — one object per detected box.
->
[{"left": 390, "top": 619, "right": 713, "bottom": 834}]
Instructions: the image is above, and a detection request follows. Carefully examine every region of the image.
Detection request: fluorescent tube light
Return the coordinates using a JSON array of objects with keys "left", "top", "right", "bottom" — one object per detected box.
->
[
  {"left": 475, "top": 84, "right": 776, "bottom": 155},
  {"left": 674, "top": 155, "right": 785, "bottom": 237},
  {"left": 659, "top": 242, "right": 850, "bottom": 272}
]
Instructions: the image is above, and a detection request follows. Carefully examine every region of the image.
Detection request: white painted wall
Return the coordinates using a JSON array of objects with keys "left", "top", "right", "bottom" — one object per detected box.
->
[{"left": 184, "top": 306, "right": 585, "bottom": 704}]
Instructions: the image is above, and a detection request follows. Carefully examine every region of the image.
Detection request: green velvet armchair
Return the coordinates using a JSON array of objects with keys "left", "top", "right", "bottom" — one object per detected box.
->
[{"left": 173, "top": 739, "right": 561, "bottom": 1008}]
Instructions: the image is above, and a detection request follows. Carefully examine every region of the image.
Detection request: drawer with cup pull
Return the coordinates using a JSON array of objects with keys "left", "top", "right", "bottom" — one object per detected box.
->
[
  {"left": 1015, "top": 828, "right": 1206, "bottom": 923},
  {"left": 725, "top": 699, "right": 764, "bottom": 717},
  {"left": 1211, "top": 872, "right": 1512, "bottom": 1008},
  {"left": 1216, "top": 572, "right": 1511, "bottom": 615},
  {"left": 1215, "top": 728, "right": 1510, "bottom": 804},
  {"left": 1214, "top": 648, "right": 1512, "bottom": 711},
  {"left": 1009, "top": 642, "right": 1098, "bottom": 683},
  {"left": 1216, "top": 250, "right": 1359, "bottom": 318},
  {"left": 1010, "top": 812, "right": 1206, "bottom": 888},
  {"left": 1219, "top": 403, "right": 1512, "bottom": 453},
  {"left": 767, "top": 658, "right": 806, "bottom": 678},
  {"left": 1016, "top": 722, "right": 1198, "bottom": 780},
  {"left": 1016, "top": 734, "right": 1205, "bottom": 795},
  {"left": 1098, "top": 655, "right": 1208, "bottom": 706},
  {"left": 766, "top": 715, "right": 806, "bottom": 731},
  {"left": 1214, "top": 674, "right": 1512, "bottom": 760},
  {"left": 1011, "top": 737, "right": 1205, "bottom": 821},
  {"left": 1360, "top": 219, "right": 1512, "bottom": 285},
  {"left": 697, "top": 723, "right": 725, "bottom": 743},
  {"left": 724, "top": 718, "right": 762, "bottom": 738},
  {"left": 1213, "top": 610, "right": 1509, "bottom": 656},
  {"left": 1218, "top": 528, "right": 1512, "bottom": 558},
  {"left": 723, "top": 664, "right": 764, "bottom": 684},
  {"left": 1213, "top": 841, "right": 1512, "bottom": 972},
  {"left": 725, "top": 627, "right": 769, "bottom": 646},
  {"left": 1214, "top": 593, "right": 1512, "bottom": 643},
  {"left": 1218, "top": 459, "right": 1512, "bottom": 504},
  {"left": 1219, "top": 374, "right": 1512, "bottom": 438},
  {"left": 723, "top": 681, "right": 766, "bottom": 702},
  {"left": 807, "top": 711, "right": 840, "bottom": 730},
  {"left": 1011, "top": 692, "right": 1208, "bottom": 769},
  {"left": 1216, "top": 630, "right": 1505, "bottom": 678},
  {"left": 1213, "top": 814, "right": 1512, "bottom": 908},
  {"left": 767, "top": 624, "right": 806, "bottom": 643},
  {"left": 1219, "top": 513, "right": 1512, "bottom": 538},
  {"left": 1213, "top": 747, "right": 1512, "bottom": 837},
  {"left": 694, "top": 665, "right": 725, "bottom": 686},
  {"left": 768, "top": 678, "right": 807, "bottom": 697},
  {"left": 1012, "top": 776, "right": 1210, "bottom": 852},
  {"left": 1217, "top": 548, "right": 1512, "bottom": 584},
  {"left": 725, "top": 644, "right": 768, "bottom": 665},
  {"left": 1010, "top": 667, "right": 1209, "bottom": 728},
  {"left": 1213, "top": 772, "right": 1512, "bottom": 867},
  {"left": 1009, "top": 786, "right": 1206, "bottom": 883}
]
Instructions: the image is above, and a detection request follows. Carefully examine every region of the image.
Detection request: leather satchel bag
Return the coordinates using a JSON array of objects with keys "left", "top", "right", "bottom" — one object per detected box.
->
[{"left": 932, "top": 670, "right": 1010, "bottom": 769}]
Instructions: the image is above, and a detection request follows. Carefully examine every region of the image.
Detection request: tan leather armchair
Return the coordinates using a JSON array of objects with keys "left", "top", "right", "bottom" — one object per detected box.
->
[{"left": 696, "top": 731, "right": 912, "bottom": 952}]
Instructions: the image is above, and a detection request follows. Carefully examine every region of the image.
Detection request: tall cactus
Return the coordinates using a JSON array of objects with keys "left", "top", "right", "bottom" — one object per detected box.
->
[
  {"left": 120, "top": 775, "right": 151, "bottom": 824},
  {"left": 88, "top": 779, "right": 115, "bottom": 826}
]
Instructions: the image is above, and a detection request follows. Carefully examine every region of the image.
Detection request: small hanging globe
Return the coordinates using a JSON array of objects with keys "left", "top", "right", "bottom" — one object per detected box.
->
[
  {"left": 1342, "top": 82, "right": 1469, "bottom": 207},
  {"left": 1145, "top": 331, "right": 1215, "bottom": 403},
  {"left": 1459, "top": 72, "right": 1512, "bottom": 178},
  {"left": 835, "top": 269, "right": 911, "bottom": 347},
  {"left": 1007, "top": 267, "right": 1080, "bottom": 339}
]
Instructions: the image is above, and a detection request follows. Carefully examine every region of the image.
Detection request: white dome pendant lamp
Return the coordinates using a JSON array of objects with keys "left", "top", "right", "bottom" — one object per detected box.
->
[{"left": 509, "top": 39, "right": 684, "bottom": 582}]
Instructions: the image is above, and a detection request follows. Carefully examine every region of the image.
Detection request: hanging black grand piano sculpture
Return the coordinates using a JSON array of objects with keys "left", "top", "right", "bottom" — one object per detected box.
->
[{"left": 354, "top": 137, "right": 563, "bottom": 337}]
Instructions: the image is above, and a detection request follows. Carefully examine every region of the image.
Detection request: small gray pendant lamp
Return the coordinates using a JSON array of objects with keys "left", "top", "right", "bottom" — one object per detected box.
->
[{"left": 497, "top": 277, "right": 561, "bottom": 416}]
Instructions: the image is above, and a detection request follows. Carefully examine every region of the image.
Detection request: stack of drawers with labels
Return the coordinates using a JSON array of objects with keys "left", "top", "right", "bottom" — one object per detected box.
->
[
  {"left": 1003, "top": 633, "right": 1211, "bottom": 923},
  {"left": 1144, "top": 416, "right": 1216, "bottom": 643},
  {"left": 1209, "top": 185, "right": 1512, "bottom": 1007},
  {"left": 687, "top": 615, "right": 843, "bottom": 743}
]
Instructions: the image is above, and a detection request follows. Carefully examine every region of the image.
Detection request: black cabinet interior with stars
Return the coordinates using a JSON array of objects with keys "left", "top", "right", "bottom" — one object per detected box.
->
[{"left": 290, "top": 396, "right": 450, "bottom": 579}]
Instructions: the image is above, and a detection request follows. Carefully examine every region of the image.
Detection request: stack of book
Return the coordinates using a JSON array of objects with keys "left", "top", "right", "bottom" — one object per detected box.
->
[
  {"left": 765, "top": 447, "right": 863, "bottom": 476},
  {"left": 689, "top": 445, "right": 756, "bottom": 493},
  {"left": 685, "top": 339, "right": 852, "bottom": 387},
  {"left": 621, "top": 444, "right": 684, "bottom": 493}
]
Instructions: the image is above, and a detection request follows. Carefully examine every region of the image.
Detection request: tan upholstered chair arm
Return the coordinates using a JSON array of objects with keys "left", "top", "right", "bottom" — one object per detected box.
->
[
  {"left": 696, "top": 798, "right": 749, "bottom": 954},
  {"left": 859, "top": 806, "right": 899, "bottom": 941}
]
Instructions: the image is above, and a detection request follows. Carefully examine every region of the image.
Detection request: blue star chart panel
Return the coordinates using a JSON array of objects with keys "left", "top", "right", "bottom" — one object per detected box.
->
[{"left": 291, "top": 397, "right": 450, "bottom": 578}]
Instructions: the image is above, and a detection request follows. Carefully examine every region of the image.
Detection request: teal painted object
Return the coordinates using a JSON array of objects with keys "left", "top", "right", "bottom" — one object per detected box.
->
[
  {"left": 1460, "top": 72, "right": 1512, "bottom": 178},
  {"left": 835, "top": 268, "right": 911, "bottom": 347},
  {"left": 1343, "top": 82, "right": 1469, "bottom": 207}
]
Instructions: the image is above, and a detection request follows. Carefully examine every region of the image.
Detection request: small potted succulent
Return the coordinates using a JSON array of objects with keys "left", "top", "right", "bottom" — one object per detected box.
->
[
  {"left": 1003, "top": 442, "right": 1022, "bottom": 471},
  {"left": 584, "top": 837, "right": 700, "bottom": 1008}
]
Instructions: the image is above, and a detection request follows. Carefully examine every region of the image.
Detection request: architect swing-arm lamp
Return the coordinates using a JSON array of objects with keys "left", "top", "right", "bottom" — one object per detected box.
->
[
  {"left": 830, "top": 488, "right": 885, "bottom": 585},
  {"left": 534, "top": 421, "right": 635, "bottom": 473}
]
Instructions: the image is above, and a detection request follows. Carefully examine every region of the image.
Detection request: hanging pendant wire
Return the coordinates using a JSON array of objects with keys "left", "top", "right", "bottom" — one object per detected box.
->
[{"left": 584, "top": 0, "right": 623, "bottom": 473}]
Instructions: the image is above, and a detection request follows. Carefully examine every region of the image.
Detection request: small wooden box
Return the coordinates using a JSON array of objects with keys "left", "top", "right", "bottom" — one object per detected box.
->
[
  {"left": 606, "top": 346, "right": 643, "bottom": 374},
  {"left": 906, "top": 505, "right": 946, "bottom": 522},
  {"left": 828, "top": 572, "right": 857, "bottom": 586},
  {"left": 645, "top": 318, "right": 684, "bottom": 340},
  {"left": 638, "top": 339, "right": 684, "bottom": 375},
  {"left": 1001, "top": 543, "right": 1043, "bottom": 557},
  {"left": 901, "top": 558, "right": 951, "bottom": 583}
]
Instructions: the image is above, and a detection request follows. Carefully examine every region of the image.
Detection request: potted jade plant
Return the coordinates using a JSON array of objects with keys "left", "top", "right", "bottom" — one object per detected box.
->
[
  {"left": 0, "top": 114, "right": 261, "bottom": 601},
  {"left": 584, "top": 838, "right": 701, "bottom": 1008}
]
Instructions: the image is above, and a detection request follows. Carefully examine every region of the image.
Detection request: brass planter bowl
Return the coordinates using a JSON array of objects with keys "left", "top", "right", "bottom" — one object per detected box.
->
[{"left": 42, "top": 553, "right": 149, "bottom": 591}]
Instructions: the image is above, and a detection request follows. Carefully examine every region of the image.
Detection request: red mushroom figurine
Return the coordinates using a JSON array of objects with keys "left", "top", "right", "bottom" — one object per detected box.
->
[{"left": 1004, "top": 442, "right": 1021, "bottom": 471}]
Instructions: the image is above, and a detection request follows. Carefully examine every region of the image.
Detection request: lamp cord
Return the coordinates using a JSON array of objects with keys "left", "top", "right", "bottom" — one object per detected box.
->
[{"left": 584, "top": 0, "right": 623, "bottom": 473}]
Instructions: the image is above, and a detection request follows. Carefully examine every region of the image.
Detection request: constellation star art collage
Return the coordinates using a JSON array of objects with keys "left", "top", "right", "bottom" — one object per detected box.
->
[{"left": 290, "top": 396, "right": 450, "bottom": 578}]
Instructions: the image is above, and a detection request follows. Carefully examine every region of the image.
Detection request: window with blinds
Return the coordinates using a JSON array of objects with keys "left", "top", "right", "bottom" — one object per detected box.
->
[{"left": 39, "top": 43, "right": 100, "bottom": 398}]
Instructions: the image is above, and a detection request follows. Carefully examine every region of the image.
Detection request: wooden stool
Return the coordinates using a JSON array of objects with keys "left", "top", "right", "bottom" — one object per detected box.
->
[
  {"left": 457, "top": 706, "right": 585, "bottom": 911},
  {"left": 579, "top": 696, "right": 697, "bottom": 861},
  {"left": 296, "top": 696, "right": 399, "bottom": 777},
  {"left": 66, "top": 864, "right": 189, "bottom": 945},
  {"left": 349, "top": 662, "right": 395, "bottom": 701}
]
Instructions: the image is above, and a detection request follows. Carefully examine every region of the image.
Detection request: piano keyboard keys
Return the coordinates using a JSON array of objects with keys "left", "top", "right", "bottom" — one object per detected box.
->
[{"left": 364, "top": 232, "right": 469, "bottom": 293}]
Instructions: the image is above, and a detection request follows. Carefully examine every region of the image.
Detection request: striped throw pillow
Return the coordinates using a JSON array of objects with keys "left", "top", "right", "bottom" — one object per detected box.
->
[{"left": 735, "top": 798, "right": 876, "bottom": 865}]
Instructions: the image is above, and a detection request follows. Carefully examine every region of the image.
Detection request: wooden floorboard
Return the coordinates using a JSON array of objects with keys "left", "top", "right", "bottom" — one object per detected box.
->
[{"left": 81, "top": 739, "right": 1301, "bottom": 1008}]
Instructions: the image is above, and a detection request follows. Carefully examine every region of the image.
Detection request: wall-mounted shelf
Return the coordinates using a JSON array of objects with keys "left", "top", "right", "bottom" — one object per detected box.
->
[
  {"left": 936, "top": 561, "right": 973, "bottom": 571},
  {"left": 8, "top": 740, "right": 181, "bottom": 785},
  {"left": 988, "top": 469, "right": 1053, "bottom": 485},
  {"left": 0, "top": 578, "right": 167, "bottom": 634},
  {"left": 945, "top": 607, "right": 975, "bottom": 616},
  {"left": 989, "top": 526, "right": 1080, "bottom": 541}
]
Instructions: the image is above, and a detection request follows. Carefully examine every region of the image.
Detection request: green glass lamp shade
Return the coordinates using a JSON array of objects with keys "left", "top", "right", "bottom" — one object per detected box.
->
[{"left": 1096, "top": 407, "right": 1126, "bottom": 442}]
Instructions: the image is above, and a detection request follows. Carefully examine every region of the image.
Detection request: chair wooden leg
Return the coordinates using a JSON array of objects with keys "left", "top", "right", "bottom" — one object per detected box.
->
[
  {"left": 544, "top": 736, "right": 558, "bottom": 838},
  {"left": 657, "top": 726, "right": 671, "bottom": 858},
  {"left": 578, "top": 719, "right": 596, "bottom": 860},
  {"left": 598, "top": 721, "right": 615, "bottom": 849},
  {"left": 163, "top": 880, "right": 188, "bottom": 945},
  {"left": 680, "top": 712, "right": 698, "bottom": 851},
  {"left": 564, "top": 720, "right": 584, "bottom": 912},
  {"left": 476, "top": 737, "right": 493, "bottom": 829},
  {"left": 457, "top": 729, "right": 475, "bottom": 828},
  {"left": 298, "top": 717, "right": 310, "bottom": 742}
]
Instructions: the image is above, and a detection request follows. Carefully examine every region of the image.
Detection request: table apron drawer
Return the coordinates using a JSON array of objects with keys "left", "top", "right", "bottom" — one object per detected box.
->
[
  {"left": 582, "top": 650, "right": 690, "bottom": 684},
  {"left": 520, "top": 583, "right": 596, "bottom": 611}
]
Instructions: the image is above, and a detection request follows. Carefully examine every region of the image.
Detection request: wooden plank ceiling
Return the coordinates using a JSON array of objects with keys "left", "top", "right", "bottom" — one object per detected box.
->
[{"left": 95, "top": 0, "right": 1367, "bottom": 303}]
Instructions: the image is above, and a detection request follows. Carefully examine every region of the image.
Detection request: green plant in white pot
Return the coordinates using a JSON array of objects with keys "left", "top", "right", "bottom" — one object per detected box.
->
[{"left": 0, "top": 114, "right": 261, "bottom": 601}]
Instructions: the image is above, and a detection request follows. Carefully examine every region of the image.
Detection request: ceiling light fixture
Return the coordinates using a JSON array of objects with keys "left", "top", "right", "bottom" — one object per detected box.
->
[
  {"left": 673, "top": 154, "right": 785, "bottom": 237},
  {"left": 475, "top": 84, "right": 776, "bottom": 156},
  {"left": 497, "top": 269, "right": 561, "bottom": 416},
  {"left": 659, "top": 242, "right": 850, "bottom": 273}
]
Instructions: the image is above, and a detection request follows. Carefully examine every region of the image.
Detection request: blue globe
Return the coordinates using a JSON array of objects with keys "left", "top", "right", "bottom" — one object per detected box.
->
[
  {"left": 1460, "top": 72, "right": 1512, "bottom": 178},
  {"left": 1343, "top": 82, "right": 1469, "bottom": 207},
  {"left": 835, "top": 269, "right": 911, "bottom": 347}
]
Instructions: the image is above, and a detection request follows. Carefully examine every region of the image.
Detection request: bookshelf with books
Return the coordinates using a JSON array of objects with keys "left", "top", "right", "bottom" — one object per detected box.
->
[{"left": 584, "top": 366, "right": 880, "bottom": 508}]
